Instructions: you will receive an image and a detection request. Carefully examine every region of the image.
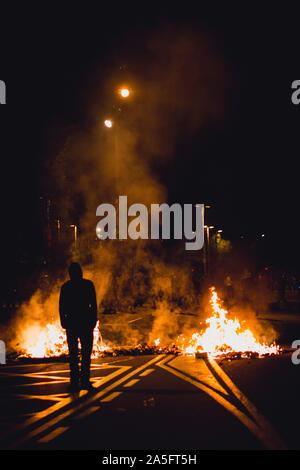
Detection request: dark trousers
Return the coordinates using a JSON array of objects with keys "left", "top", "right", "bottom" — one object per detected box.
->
[{"left": 66, "top": 328, "right": 94, "bottom": 385}]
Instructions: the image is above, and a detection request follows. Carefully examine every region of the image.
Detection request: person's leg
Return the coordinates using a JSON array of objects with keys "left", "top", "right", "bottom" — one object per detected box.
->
[
  {"left": 66, "top": 329, "right": 80, "bottom": 387},
  {"left": 80, "top": 329, "right": 94, "bottom": 387}
]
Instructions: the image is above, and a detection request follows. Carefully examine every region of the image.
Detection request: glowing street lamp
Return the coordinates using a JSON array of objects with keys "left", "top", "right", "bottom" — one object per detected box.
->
[
  {"left": 104, "top": 119, "right": 113, "bottom": 128},
  {"left": 119, "top": 88, "right": 130, "bottom": 98}
]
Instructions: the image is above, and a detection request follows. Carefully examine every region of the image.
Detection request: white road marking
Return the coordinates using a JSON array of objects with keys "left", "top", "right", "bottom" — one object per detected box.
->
[
  {"left": 139, "top": 368, "right": 154, "bottom": 377},
  {"left": 13, "top": 364, "right": 111, "bottom": 387},
  {"left": 2, "top": 364, "right": 131, "bottom": 443},
  {"left": 123, "top": 379, "right": 140, "bottom": 387},
  {"left": 74, "top": 406, "right": 100, "bottom": 420},
  {"left": 156, "top": 356, "right": 286, "bottom": 450},
  {"left": 169, "top": 356, "right": 229, "bottom": 395},
  {"left": 127, "top": 317, "right": 144, "bottom": 324},
  {"left": 101, "top": 392, "right": 122, "bottom": 402},
  {"left": 10, "top": 355, "right": 165, "bottom": 447},
  {"left": 11, "top": 394, "right": 63, "bottom": 402},
  {"left": 208, "top": 357, "right": 285, "bottom": 449},
  {"left": 38, "top": 426, "right": 69, "bottom": 443}
]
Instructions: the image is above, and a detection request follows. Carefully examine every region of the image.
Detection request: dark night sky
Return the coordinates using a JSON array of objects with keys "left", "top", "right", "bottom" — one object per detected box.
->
[{"left": 1, "top": 4, "right": 300, "bottom": 273}]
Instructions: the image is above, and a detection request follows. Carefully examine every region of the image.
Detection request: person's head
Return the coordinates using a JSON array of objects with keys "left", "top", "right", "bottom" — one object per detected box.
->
[{"left": 69, "top": 262, "right": 83, "bottom": 281}]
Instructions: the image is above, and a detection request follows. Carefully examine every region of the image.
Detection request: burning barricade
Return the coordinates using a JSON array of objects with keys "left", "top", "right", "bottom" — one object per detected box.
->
[
  {"left": 175, "top": 287, "right": 281, "bottom": 359},
  {"left": 13, "top": 287, "right": 281, "bottom": 362}
]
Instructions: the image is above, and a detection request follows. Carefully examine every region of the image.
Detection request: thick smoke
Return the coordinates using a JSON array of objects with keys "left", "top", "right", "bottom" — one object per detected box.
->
[{"left": 5, "top": 27, "right": 276, "bottom": 355}]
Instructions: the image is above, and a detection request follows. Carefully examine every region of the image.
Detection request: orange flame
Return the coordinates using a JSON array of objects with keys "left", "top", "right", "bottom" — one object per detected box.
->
[
  {"left": 176, "top": 287, "right": 280, "bottom": 357},
  {"left": 17, "top": 287, "right": 280, "bottom": 359},
  {"left": 18, "top": 321, "right": 110, "bottom": 358}
]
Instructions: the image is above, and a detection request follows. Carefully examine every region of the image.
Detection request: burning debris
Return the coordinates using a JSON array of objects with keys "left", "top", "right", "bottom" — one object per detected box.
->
[
  {"left": 16, "top": 321, "right": 107, "bottom": 359},
  {"left": 12, "top": 287, "right": 281, "bottom": 362},
  {"left": 175, "top": 287, "right": 281, "bottom": 358}
]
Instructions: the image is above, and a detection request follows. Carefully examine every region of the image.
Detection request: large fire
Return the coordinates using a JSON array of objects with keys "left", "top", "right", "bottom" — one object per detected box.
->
[
  {"left": 16, "top": 287, "right": 280, "bottom": 359},
  {"left": 18, "top": 321, "right": 109, "bottom": 359},
  {"left": 174, "top": 287, "right": 280, "bottom": 358}
]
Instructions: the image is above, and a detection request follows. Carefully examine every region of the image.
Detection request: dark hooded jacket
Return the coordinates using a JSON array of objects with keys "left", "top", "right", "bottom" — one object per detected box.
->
[{"left": 59, "top": 264, "right": 97, "bottom": 330}]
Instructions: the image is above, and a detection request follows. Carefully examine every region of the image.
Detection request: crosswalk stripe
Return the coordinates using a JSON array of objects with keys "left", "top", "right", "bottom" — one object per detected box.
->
[
  {"left": 74, "top": 406, "right": 100, "bottom": 420},
  {"left": 123, "top": 379, "right": 139, "bottom": 387},
  {"left": 38, "top": 426, "right": 69, "bottom": 443},
  {"left": 11, "top": 355, "right": 164, "bottom": 447},
  {"left": 139, "top": 368, "right": 154, "bottom": 377},
  {"left": 101, "top": 392, "right": 122, "bottom": 402}
]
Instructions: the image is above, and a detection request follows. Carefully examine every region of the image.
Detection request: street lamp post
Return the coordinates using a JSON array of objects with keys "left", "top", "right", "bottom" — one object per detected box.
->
[
  {"left": 104, "top": 86, "right": 131, "bottom": 197},
  {"left": 204, "top": 225, "right": 214, "bottom": 276},
  {"left": 104, "top": 118, "right": 119, "bottom": 195},
  {"left": 196, "top": 204, "right": 213, "bottom": 276},
  {"left": 70, "top": 224, "right": 77, "bottom": 250},
  {"left": 57, "top": 219, "right": 61, "bottom": 242}
]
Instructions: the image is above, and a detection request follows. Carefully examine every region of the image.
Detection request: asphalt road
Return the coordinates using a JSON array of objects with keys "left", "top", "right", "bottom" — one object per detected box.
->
[{"left": 0, "top": 351, "right": 299, "bottom": 450}]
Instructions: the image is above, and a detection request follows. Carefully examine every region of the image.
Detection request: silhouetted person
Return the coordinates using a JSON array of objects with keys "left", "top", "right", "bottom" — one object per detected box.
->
[{"left": 59, "top": 262, "right": 97, "bottom": 392}]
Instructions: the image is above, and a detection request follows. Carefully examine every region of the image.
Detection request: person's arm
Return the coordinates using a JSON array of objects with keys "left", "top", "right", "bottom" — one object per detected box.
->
[
  {"left": 59, "top": 285, "right": 68, "bottom": 329},
  {"left": 89, "top": 282, "right": 98, "bottom": 328}
]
